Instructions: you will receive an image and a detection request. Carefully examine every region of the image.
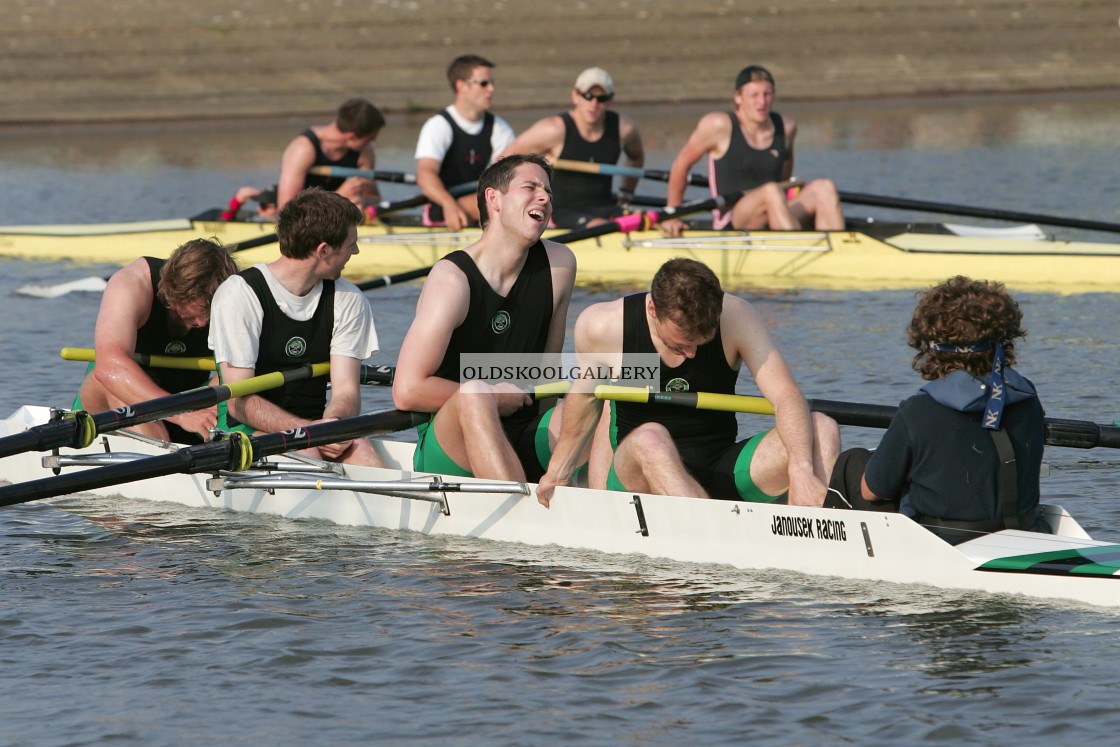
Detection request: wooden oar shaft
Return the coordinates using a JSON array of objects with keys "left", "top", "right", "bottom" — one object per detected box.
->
[
  {"left": 593, "top": 386, "right": 1120, "bottom": 450},
  {"left": 308, "top": 166, "right": 418, "bottom": 184},
  {"left": 0, "top": 409, "right": 426, "bottom": 508},
  {"left": 59, "top": 348, "right": 394, "bottom": 386},
  {"left": 837, "top": 191, "right": 1120, "bottom": 235}
]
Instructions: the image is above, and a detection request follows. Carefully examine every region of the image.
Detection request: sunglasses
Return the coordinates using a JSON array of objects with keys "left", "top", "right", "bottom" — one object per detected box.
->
[
  {"left": 465, "top": 79, "right": 494, "bottom": 88},
  {"left": 579, "top": 91, "right": 613, "bottom": 103}
]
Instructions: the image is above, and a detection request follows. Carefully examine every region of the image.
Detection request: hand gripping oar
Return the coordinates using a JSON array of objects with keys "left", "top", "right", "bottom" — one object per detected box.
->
[
  {"left": 59, "top": 348, "right": 394, "bottom": 386},
  {"left": 355, "top": 192, "right": 738, "bottom": 292},
  {"left": 551, "top": 158, "right": 709, "bottom": 187},
  {"left": 0, "top": 363, "right": 330, "bottom": 460},
  {"left": 594, "top": 385, "right": 1120, "bottom": 450},
  {"left": 0, "top": 409, "right": 428, "bottom": 508},
  {"left": 835, "top": 191, "right": 1120, "bottom": 235},
  {"left": 308, "top": 166, "right": 418, "bottom": 184}
]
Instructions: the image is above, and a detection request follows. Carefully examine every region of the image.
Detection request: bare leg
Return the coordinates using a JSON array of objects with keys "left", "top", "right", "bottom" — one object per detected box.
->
[
  {"left": 613, "top": 423, "right": 709, "bottom": 498},
  {"left": 732, "top": 182, "right": 800, "bottom": 231},
  {"left": 429, "top": 386, "right": 525, "bottom": 481},
  {"left": 788, "top": 178, "right": 844, "bottom": 230},
  {"left": 748, "top": 412, "right": 842, "bottom": 501}
]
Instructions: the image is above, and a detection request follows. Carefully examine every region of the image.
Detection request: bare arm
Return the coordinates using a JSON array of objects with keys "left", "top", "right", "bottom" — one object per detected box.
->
[
  {"left": 543, "top": 240, "right": 577, "bottom": 355},
  {"left": 336, "top": 142, "right": 381, "bottom": 209},
  {"left": 617, "top": 113, "right": 645, "bottom": 195},
  {"left": 316, "top": 354, "right": 364, "bottom": 459},
  {"left": 391, "top": 261, "right": 470, "bottom": 413},
  {"left": 220, "top": 361, "right": 310, "bottom": 433},
  {"left": 90, "top": 259, "right": 163, "bottom": 404},
  {"left": 277, "top": 135, "right": 316, "bottom": 208},
  {"left": 536, "top": 299, "right": 624, "bottom": 506},
  {"left": 662, "top": 113, "right": 727, "bottom": 237},
  {"left": 724, "top": 295, "right": 825, "bottom": 506},
  {"left": 500, "top": 116, "right": 565, "bottom": 161},
  {"left": 781, "top": 115, "right": 798, "bottom": 182},
  {"left": 416, "top": 157, "right": 470, "bottom": 231}
]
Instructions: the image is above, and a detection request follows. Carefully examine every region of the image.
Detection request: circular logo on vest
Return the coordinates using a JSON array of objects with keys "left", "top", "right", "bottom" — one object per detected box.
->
[
  {"left": 491, "top": 310, "right": 511, "bottom": 334},
  {"left": 164, "top": 341, "right": 187, "bottom": 355},
  {"left": 285, "top": 336, "right": 308, "bottom": 357},
  {"left": 665, "top": 377, "right": 690, "bottom": 393}
]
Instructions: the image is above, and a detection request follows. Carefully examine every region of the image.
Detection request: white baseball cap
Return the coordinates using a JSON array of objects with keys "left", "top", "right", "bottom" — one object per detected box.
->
[{"left": 574, "top": 67, "right": 614, "bottom": 96}]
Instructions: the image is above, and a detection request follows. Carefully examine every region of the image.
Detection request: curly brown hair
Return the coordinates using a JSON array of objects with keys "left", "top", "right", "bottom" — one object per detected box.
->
[{"left": 907, "top": 275, "right": 1025, "bottom": 380}]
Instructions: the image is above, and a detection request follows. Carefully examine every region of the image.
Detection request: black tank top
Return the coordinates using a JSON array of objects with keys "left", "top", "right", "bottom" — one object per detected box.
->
[
  {"left": 615, "top": 293, "right": 738, "bottom": 445},
  {"left": 300, "top": 128, "right": 362, "bottom": 192},
  {"left": 239, "top": 266, "right": 334, "bottom": 419},
  {"left": 429, "top": 110, "right": 494, "bottom": 223},
  {"left": 710, "top": 111, "right": 787, "bottom": 195},
  {"left": 434, "top": 241, "right": 553, "bottom": 427},
  {"left": 551, "top": 111, "right": 621, "bottom": 213},
  {"left": 135, "top": 257, "right": 213, "bottom": 393}
]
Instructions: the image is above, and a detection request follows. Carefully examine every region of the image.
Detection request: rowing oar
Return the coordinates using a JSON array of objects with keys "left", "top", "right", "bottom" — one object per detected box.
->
[
  {"left": 0, "top": 363, "right": 330, "bottom": 460},
  {"left": 59, "top": 348, "right": 395, "bottom": 386},
  {"left": 0, "top": 409, "right": 428, "bottom": 508},
  {"left": 836, "top": 192, "right": 1120, "bottom": 235},
  {"left": 363, "top": 180, "right": 477, "bottom": 227},
  {"left": 308, "top": 166, "right": 418, "bottom": 184},
  {"left": 551, "top": 158, "right": 708, "bottom": 187},
  {"left": 553, "top": 162, "right": 1120, "bottom": 235},
  {"left": 594, "top": 385, "right": 1120, "bottom": 450},
  {"left": 355, "top": 192, "right": 738, "bottom": 292}
]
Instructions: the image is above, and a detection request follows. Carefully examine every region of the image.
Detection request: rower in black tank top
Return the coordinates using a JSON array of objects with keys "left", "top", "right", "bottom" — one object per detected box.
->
[
  {"left": 236, "top": 266, "right": 334, "bottom": 420},
  {"left": 135, "top": 257, "right": 213, "bottom": 394},
  {"left": 709, "top": 111, "right": 787, "bottom": 226},
  {"left": 614, "top": 293, "right": 739, "bottom": 450},
  {"left": 428, "top": 111, "right": 494, "bottom": 224},
  {"left": 550, "top": 111, "right": 622, "bottom": 225},
  {"left": 300, "top": 129, "right": 362, "bottom": 192},
  {"left": 434, "top": 241, "right": 553, "bottom": 433}
]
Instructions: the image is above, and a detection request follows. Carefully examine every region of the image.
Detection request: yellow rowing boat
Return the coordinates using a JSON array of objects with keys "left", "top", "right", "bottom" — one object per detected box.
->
[{"left": 3, "top": 216, "right": 1120, "bottom": 294}]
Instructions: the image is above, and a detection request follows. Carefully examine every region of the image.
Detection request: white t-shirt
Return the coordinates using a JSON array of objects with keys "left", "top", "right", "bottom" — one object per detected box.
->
[
  {"left": 414, "top": 105, "right": 516, "bottom": 165},
  {"left": 209, "top": 264, "right": 379, "bottom": 369}
]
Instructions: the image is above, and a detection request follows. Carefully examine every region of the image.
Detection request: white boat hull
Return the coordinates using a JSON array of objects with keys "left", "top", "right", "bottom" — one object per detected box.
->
[{"left": 2, "top": 406, "right": 1117, "bottom": 608}]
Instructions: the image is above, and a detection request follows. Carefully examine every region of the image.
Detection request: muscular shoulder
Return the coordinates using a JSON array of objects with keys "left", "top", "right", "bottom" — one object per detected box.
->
[
  {"left": 574, "top": 297, "right": 625, "bottom": 352},
  {"left": 510, "top": 115, "right": 566, "bottom": 152},
  {"left": 542, "top": 238, "right": 577, "bottom": 273}
]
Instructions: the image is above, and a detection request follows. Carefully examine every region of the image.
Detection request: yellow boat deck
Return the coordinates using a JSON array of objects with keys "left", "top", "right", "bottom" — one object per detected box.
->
[{"left": 3, "top": 218, "right": 1120, "bottom": 294}]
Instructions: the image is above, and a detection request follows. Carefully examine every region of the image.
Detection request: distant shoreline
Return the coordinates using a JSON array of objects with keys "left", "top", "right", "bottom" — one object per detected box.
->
[{"left": 4, "top": 0, "right": 1118, "bottom": 126}]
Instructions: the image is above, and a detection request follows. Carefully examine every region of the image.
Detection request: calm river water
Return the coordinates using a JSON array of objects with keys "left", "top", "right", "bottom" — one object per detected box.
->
[{"left": 1, "top": 94, "right": 1119, "bottom": 746}]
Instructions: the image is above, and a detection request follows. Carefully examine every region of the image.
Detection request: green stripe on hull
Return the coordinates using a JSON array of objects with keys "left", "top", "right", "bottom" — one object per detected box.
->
[{"left": 981, "top": 546, "right": 1120, "bottom": 577}]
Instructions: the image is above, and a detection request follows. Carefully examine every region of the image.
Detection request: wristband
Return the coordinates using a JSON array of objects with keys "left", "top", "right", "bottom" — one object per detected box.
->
[{"left": 220, "top": 195, "right": 244, "bottom": 222}]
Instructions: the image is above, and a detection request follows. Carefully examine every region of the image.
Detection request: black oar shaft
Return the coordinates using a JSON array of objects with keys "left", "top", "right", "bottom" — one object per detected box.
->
[
  {"left": 0, "top": 410, "right": 426, "bottom": 507},
  {"left": 837, "top": 191, "right": 1120, "bottom": 235}
]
